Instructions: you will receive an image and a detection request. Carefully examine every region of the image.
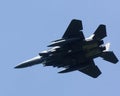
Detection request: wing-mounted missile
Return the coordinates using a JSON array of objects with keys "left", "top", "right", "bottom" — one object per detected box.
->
[
  {"left": 58, "top": 66, "right": 78, "bottom": 73},
  {"left": 39, "top": 50, "right": 49, "bottom": 56},
  {"left": 39, "top": 46, "right": 61, "bottom": 56},
  {"left": 48, "top": 38, "right": 80, "bottom": 47},
  {"left": 51, "top": 39, "right": 64, "bottom": 42}
]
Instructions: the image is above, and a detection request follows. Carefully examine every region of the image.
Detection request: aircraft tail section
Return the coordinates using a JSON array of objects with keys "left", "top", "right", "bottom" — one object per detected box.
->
[
  {"left": 100, "top": 51, "right": 119, "bottom": 64},
  {"left": 93, "top": 25, "right": 107, "bottom": 40}
]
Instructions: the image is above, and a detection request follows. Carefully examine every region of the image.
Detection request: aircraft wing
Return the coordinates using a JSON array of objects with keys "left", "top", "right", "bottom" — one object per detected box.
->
[
  {"left": 58, "top": 59, "right": 101, "bottom": 78},
  {"left": 62, "top": 19, "right": 85, "bottom": 39},
  {"left": 79, "top": 60, "right": 101, "bottom": 78}
]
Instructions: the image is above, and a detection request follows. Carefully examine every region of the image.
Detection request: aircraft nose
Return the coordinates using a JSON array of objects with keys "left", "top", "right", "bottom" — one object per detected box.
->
[{"left": 15, "top": 56, "right": 43, "bottom": 68}]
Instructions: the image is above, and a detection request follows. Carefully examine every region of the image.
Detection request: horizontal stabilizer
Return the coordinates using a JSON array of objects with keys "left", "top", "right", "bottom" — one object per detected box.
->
[
  {"left": 93, "top": 25, "right": 107, "bottom": 40},
  {"left": 100, "top": 51, "right": 119, "bottom": 64}
]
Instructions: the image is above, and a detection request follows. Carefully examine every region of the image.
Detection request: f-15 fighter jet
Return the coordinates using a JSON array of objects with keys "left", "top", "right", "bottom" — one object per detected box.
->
[{"left": 15, "top": 19, "right": 119, "bottom": 78}]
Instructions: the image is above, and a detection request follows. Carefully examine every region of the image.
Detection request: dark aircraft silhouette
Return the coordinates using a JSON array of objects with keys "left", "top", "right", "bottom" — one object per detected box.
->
[{"left": 15, "top": 19, "right": 119, "bottom": 78}]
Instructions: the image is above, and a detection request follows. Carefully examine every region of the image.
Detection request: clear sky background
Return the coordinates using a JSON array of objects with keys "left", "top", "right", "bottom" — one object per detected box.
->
[{"left": 0, "top": 0, "right": 120, "bottom": 96}]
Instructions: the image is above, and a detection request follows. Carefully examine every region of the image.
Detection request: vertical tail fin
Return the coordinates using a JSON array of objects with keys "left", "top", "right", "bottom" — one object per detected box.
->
[{"left": 93, "top": 25, "right": 107, "bottom": 40}]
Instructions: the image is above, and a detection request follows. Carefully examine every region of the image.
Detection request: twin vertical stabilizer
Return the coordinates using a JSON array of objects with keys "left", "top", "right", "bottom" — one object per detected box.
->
[{"left": 92, "top": 25, "right": 118, "bottom": 64}]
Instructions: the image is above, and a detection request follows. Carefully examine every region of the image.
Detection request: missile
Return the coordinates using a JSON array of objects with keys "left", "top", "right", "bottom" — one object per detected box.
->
[
  {"left": 51, "top": 38, "right": 64, "bottom": 42},
  {"left": 58, "top": 65, "right": 80, "bottom": 73},
  {"left": 48, "top": 38, "right": 80, "bottom": 47},
  {"left": 15, "top": 56, "right": 43, "bottom": 68},
  {"left": 39, "top": 46, "right": 65, "bottom": 57}
]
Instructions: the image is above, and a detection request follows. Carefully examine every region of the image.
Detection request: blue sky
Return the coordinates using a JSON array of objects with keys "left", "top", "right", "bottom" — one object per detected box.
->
[{"left": 0, "top": 0, "right": 120, "bottom": 96}]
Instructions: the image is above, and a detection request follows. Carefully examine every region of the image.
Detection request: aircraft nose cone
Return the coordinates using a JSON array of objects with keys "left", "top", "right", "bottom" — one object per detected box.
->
[{"left": 15, "top": 56, "right": 43, "bottom": 68}]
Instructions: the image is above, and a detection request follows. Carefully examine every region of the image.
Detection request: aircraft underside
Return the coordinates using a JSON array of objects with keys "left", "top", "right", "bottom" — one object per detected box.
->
[{"left": 15, "top": 19, "right": 118, "bottom": 78}]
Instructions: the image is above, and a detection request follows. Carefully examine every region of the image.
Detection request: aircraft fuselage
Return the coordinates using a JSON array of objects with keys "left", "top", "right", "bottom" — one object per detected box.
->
[
  {"left": 15, "top": 19, "right": 118, "bottom": 78},
  {"left": 40, "top": 38, "right": 106, "bottom": 68}
]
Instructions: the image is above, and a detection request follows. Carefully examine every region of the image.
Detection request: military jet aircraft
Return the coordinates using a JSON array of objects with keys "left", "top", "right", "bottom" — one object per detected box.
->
[{"left": 15, "top": 19, "right": 119, "bottom": 78}]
